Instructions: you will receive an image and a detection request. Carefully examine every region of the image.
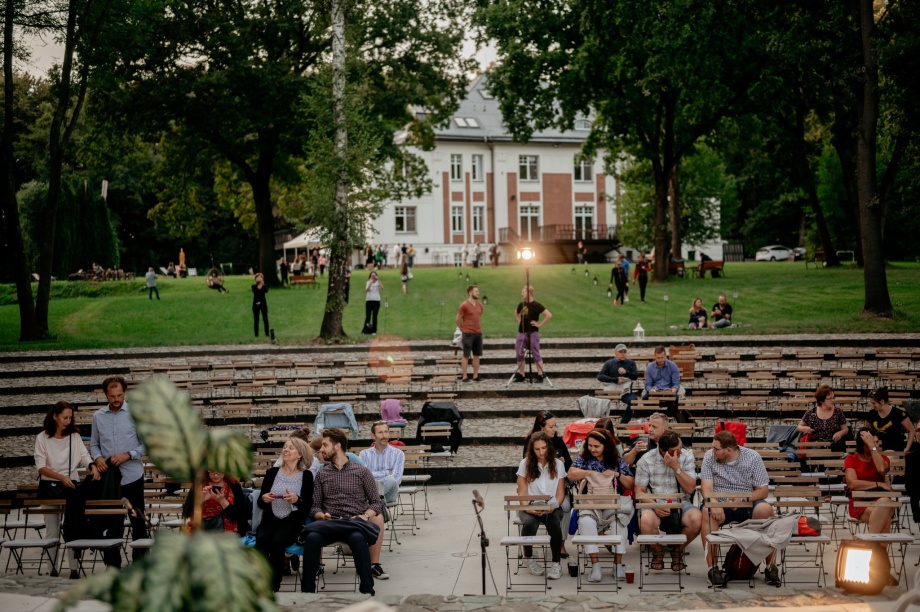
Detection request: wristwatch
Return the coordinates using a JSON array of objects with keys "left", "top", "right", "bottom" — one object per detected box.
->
[
  {"left": 675, "top": 468, "right": 683, "bottom": 475},
  {"left": 871, "top": 447, "right": 878, "bottom": 452},
  {"left": 362, "top": 513, "right": 370, "bottom": 520}
]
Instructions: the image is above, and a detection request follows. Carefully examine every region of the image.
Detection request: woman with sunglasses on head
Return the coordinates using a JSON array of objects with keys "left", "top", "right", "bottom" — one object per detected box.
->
[
  {"left": 568, "top": 429, "right": 634, "bottom": 583},
  {"left": 866, "top": 387, "right": 915, "bottom": 454},
  {"left": 845, "top": 428, "right": 895, "bottom": 534},
  {"left": 523, "top": 411, "right": 572, "bottom": 471},
  {"left": 517, "top": 432, "right": 568, "bottom": 580}
]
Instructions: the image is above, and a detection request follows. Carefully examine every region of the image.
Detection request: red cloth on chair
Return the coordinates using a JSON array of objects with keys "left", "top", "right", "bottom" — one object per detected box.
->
[{"left": 562, "top": 419, "right": 598, "bottom": 446}]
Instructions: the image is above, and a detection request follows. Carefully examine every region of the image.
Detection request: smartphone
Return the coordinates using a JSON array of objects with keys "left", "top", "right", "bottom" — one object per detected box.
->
[{"left": 211, "top": 485, "right": 222, "bottom": 493}]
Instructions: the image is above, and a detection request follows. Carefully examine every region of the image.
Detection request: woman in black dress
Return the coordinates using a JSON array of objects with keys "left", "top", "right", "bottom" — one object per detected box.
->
[{"left": 252, "top": 273, "right": 269, "bottom": 337}]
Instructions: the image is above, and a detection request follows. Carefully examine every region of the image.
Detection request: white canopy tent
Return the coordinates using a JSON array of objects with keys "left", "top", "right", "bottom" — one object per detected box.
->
[{"left": 282, "top": 229, "right": 324, "bottom": 261}]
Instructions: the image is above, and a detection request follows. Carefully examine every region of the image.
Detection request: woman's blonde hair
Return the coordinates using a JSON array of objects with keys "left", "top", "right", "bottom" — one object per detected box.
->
[{"left": 289, "top": 437, "right": 314, "bottom": 470}]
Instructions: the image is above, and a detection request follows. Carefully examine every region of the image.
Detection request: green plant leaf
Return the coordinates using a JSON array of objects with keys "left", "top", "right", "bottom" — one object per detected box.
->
[
  {"left": 206, "top": 428, "right": 254, "bottom": 480},
  {"left": 128, "top": 377, "right": 208, "bottom": 482},
  {"left": 56, "top": 532, "right": 278, "bottom": 612}
]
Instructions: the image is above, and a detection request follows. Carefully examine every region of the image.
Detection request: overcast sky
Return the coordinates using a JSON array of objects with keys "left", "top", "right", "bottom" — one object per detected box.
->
[{"left": 22, "top": 35, "right": 496, "bottom": 78}]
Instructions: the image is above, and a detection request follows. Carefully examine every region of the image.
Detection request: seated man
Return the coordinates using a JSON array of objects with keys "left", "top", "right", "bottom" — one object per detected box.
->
[
  {"left": 643, "top": 346, "right": 684, "bottom": 414},
  {"left": 301, "top": 428, "right": 385, "bottom": 595},
  {"left": 359, "top": 421, "right": 404, "bottom": 505},
  {"left": 710, "top": 294, "right": 733, "bottom": 329},
  {"left": 597, "top": 343, "right": 639, "bottom": 423},
  {"left": 700, "top": 430, "right": 778, "bottom": 587},
  {"left": 634, "top": 430, "right": 701, "bottom": 571},
  {"left": 626, "top": 412, "right": 669, "bottom": 464}
]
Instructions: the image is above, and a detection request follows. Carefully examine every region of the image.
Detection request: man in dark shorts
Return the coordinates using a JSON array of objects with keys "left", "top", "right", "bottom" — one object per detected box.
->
[
  {"left": 634, "top": 430, "right": 700, "bottom": 572},
  {"left": 700, "top": 430, "right": 777, "bottom": 586},
  {"left": 513, "top": 285, "right": 552, "bottom": 383},
  {"left": 456, "top": 284, "right": 484, "bottom": 382}
]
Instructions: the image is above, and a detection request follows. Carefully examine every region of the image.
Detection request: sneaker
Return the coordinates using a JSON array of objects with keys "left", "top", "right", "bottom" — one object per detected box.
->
[
  {"left": 547, "top": 563, "right": 562, "bottom": 580},
  {"left": 588, "top": 562, "right": 603, "bottom": 583},
  {"left": 527, "top": 557, "right": 544, "bottom": 576},
  {"left": 764, "top": 564, "right": 780, "bottom": 586},
  {"left": 535, "top": 374, "right": 544, "bottom": 383},
  {"left": 472, "top": 376, "right": 481, "bottom": 382},
  {"left": 461, "top": 378, "right": 471, "bottom": 383},
  {"left": 616, "top": 563, "right": 626, "bottom": 580},
  {"left": 625, "top": 296, "right": 629, "bottom": 303},
  {"left": 708, "top": 566, "right": 727, "bottom": 587},
  {"left": 69, "top": 570, "right": 80, "bottom": 580},
  {"left": 371, "top": 563, "right": 389, "bottom": 580},
  {"left": 513, "top": 372, "right": 525, "bottom": 382}
]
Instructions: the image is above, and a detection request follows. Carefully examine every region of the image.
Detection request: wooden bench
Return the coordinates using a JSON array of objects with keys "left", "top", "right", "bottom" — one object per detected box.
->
[
  {"left": 668, "top": 260, "right": 685, "bottom": 277},
  {"left": 807, "top": 250, "right": 825, "bottom": 269},
  {"left": 290, "top": 273, "right": 318, "bottom": 287},
  {"left": 691, "top": 260, "right": 724, "bottom": 278}
]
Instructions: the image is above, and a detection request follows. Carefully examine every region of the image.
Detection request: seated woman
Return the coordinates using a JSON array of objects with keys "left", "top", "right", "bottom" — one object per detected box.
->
[
  {"left": 594, "top": 416, "right": 642, "bottom": 467},
  {"left": 183, "top": 470, "right": 249, "bottom": 535},
  {"left": 166, "top": 262, "right": 177, "bottom": 278},
  {"left": 845, "top": 428, "right": 894, "bottom": 534},
  {"left": 516, "top": 431, "right": 567, "bottom": 581},
  {"left": 206, "top": 269, "right": 229, "bottom": 293},
  {"left": 688, "top": 298, "right": 711, "bottom": 329},
  {"left": 866, "top": 387, "right": 915, "bottom": 454},
  {"left": 798, "top": 385, "right": 849, "bottom": 453},
  {"left": 523, "top": 411, "right": 574, "bottom": 557},
  {"left": 34, "top": 401, "right": 100, "bottom": 578},
  {"left": 256, "top": 437, "right": 314, "bottom": 591},
  {"left": 568, "top": 429, "right": 634, "bottom": 583}
]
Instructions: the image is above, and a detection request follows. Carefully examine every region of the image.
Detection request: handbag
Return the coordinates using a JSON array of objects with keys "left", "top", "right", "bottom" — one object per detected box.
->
[{"left": 202, "top": 513, "right": 225, "bottom": 531}]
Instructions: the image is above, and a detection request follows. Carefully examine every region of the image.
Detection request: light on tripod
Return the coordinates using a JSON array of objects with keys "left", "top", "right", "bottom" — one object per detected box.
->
[{"left": 516, "top": 246, "right": 535, "bottom": 262}]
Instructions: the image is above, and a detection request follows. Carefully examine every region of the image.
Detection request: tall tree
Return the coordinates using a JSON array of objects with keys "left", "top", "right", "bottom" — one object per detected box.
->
[
  {"left": 475, "top": 0, "right": 773, "bottom": 280},
  {"left": 98, "top": 0, "right": 472, "bottom": 294}
]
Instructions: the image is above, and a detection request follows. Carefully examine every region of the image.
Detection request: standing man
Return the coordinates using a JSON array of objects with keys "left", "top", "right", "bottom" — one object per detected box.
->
[
  {"left": 596, "top": 343, "right": 638, "bottom": 422},
  {"left": 634, "top": 430, "right": 701, "bottom": 571},
  {"left": 456, "top": 284, "right": 484, "bottom": 383},
  {"left": 359, "top": 422, "right": 404, "bottom": 505},
  {"left": 513, "top": 285, "right": 552, "bottom": 383},
  {"left": 279, "top": 258, "right": 289, "bottom": 286},
  {"left": 710, "top": 294, "right": 733, "bottom": 329},
  {"left": 700, "top": 430, "right": 778, "bottom": 587},
  {"left": 302, "top": 428, "right": 385, "bottom": 595},
  {"left": 145, "top": 267, "right": 160, "bottom": 300},
  {"left": 619, "top": 253, "right": 631, "bottom": 303},
  {"left": 90, "top": 376, "right": 148, "bottom": 567}
]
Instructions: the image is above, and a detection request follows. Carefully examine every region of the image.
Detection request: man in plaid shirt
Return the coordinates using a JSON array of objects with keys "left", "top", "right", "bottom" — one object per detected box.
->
[
  {"left": 634, "top": 430, "right": 701, "bottom": 571},
  {"left": 700, "top": 430, "right": 777, "bottom": 587}
]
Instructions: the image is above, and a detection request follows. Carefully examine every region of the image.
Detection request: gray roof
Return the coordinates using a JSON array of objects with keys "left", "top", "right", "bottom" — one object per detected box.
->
[{"left": 419, "top": 73, "right": 591, "bottom": 145}]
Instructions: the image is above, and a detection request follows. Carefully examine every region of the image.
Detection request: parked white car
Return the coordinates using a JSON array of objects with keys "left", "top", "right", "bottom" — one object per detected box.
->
[{"left": 755, "top": 245, "right": 792, "bottom": 261}]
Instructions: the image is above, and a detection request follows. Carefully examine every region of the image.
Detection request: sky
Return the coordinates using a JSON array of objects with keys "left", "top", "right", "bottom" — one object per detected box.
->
[{"left": 21, "top": 34, "right": 496, "bottom": 78}]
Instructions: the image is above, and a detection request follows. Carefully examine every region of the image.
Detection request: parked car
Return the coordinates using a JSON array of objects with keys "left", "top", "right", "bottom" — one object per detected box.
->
[
  {"left": 755, "top": 245, "right": 793, "bottom": 261},
  {"left": 793, "top": 247, "right": 806, "bottom": 260}
]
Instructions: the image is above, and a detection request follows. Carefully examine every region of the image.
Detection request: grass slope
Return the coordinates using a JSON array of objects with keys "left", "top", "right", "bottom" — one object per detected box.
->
[{"left": 1, "top": 261, "right": 918, "bottom": 351}]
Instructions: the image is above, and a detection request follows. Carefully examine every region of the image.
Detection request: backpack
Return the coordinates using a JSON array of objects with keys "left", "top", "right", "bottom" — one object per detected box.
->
[{"left": 723, "top": 544, "right": 759, "bottom": 582}]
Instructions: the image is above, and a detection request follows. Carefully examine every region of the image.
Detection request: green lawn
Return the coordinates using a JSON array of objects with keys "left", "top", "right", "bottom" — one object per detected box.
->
[{"left": 1, "top": 261, "right": 918, "bottom": 351}]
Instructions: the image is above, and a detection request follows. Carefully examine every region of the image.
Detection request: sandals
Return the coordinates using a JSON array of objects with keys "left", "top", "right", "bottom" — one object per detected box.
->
[
  {"left": 670, "top": 548, "right": 686, "bottom": 572},
  {"left": 650, "top": 555, "right": 665, "bottom": 571}
]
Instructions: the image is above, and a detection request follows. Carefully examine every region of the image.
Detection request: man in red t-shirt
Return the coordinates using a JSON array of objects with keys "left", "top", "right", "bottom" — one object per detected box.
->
[{"left": 456, "top": 284, "right": 484, "bottom": 382}]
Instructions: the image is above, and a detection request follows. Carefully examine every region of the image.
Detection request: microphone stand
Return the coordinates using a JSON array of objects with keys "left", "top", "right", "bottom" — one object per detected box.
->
[{"left": 473, "top": 498, "right": 489, "bottom": 595}]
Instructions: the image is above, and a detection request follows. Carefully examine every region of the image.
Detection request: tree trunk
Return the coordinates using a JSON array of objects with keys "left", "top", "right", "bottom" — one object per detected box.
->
[
  {"left": 668, "top": 160, "right": 681, "bottom": 259},
  {"left": 0, "top": 0, "right": 37, "bottom": 340},
  {"left": 831, "top": 100, "right": 863, "bottom": 266},
  {"left": 853, "top": 0, "right": 892, "bottom": 317},
  {"left": 651, "top": 163, "right": 670, "bottom": 282},
  {"left": 320, "top": 0, "right": 349, "bottom": 340},
  {"left": 35, "top": 0, "right": 80, "bottom": 336},
  {"left": 793, "top": 98, "right": 839, "bottom": 266},
  {"left": 250, "top": 172, "right": 278, "bottom": 286}
]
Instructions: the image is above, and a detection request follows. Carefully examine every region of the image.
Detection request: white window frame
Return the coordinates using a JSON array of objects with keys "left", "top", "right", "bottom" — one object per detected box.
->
[
  {"left": 395, "top": 206, "right": 416, "bottom": 233},
  {"left": 451, "top": 205, "right": 464, "bottom": 233},
  {"left": 472, "top": 205, "right": 485, "bottom": 233},
  {"left": 574, "top": 158, "right": 594, "bottom": 182},
  {"left": 519, "top": 155, "right": 539, "bottom": 182},
  {"left": 450, "top": 154, "right": 462, "bottom": 181},
  {"left": 471, "top": 154, "right": 483, "bottom": 182}
]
